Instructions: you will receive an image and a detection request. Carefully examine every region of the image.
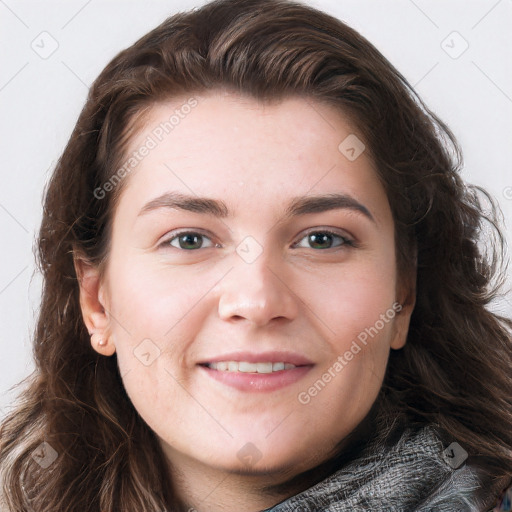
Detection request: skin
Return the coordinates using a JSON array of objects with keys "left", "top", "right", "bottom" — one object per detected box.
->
[{"left": 77, "top": 90, "right": 415, "bottom": 512}]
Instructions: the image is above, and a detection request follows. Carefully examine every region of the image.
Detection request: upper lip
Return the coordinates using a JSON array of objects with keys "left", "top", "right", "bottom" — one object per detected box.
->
[{"left": 197, "top": 351, "right": 314, "bottom": 366}]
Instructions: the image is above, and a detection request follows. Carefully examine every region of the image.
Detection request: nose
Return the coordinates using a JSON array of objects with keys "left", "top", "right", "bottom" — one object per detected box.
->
[{"left": 216, "top": 249, "right": 299, "bottom": 327}]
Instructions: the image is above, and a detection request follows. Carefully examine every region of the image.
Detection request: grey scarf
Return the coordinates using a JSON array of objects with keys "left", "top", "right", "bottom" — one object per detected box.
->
[{"left": 264, "top": 424, "right": 507, "bottom": 512}]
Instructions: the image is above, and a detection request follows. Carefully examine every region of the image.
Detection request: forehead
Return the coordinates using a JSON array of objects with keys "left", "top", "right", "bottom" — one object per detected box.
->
[{"left": 114, "top": 91, "right": 389, "bottom": 225}]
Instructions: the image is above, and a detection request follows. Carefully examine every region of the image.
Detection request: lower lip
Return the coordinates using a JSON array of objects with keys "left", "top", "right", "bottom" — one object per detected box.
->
[{"left": 198, "top": 364, "right": 313, "bottom": 392}]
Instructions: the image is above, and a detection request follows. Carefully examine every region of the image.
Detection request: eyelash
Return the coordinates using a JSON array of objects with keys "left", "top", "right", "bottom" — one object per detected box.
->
[{"left": 158, "top": 228, "right": 356, "bottom": 251}]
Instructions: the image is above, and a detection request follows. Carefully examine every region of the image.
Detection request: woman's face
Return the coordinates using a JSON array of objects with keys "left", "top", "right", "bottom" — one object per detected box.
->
[{"left": 82, "top": 91, "right": 413, "bottom": 478}]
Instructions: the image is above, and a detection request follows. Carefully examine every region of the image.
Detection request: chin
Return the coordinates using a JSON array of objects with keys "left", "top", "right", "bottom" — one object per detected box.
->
[
  {"left": 218, "top": 453, "right": 301, "bottom": 479},
  {"left": 204, "top": 439, "right": 312, "bottom": 477}
]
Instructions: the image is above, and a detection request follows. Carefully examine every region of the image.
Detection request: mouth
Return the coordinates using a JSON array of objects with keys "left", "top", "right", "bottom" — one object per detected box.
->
[
  {"left": 199, "top": 361, "right": 300, "bottom": 373},
  {"left": 197, "top": 352, "right": 314, "bottom": 392}
]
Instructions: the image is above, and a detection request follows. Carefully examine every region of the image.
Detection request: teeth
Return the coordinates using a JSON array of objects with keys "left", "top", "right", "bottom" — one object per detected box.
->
[
  {"left": 239, "top": 361, "right": 257, "bottom": 373},
  {"left": 257, "top": 362, "right": 273, "bottom": 373},
  {"left": 206, "top": 361, "right": 297, "bottom": 373}
]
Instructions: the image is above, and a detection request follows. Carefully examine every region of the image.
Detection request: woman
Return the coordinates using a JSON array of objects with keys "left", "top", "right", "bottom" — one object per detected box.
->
[{"left": 1, "top": 0, "right": 511, "bottom": 510}]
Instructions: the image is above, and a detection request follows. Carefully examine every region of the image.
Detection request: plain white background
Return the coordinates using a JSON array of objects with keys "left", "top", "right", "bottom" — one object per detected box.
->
[{"left": 1, "top": 0, "right": 511, "bottom": 415}]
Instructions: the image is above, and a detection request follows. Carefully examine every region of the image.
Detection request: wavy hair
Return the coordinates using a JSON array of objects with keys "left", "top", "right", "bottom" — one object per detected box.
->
[{"left": 1, "top": 0, "right": 511, "bottom": 510}]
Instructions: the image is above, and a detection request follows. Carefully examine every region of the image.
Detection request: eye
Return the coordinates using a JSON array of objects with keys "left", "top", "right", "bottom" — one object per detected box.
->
[
  {"left": 294, "top": 229, "right": 355, "bottom": 250},
  {"left": 160, "top": 230, "right": 216, "bottom": 250}
]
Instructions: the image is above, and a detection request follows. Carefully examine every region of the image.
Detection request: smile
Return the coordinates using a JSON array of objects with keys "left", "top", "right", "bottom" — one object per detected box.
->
[
  {"left": 204, "top": 361, "right": 296, "bottom": 373},
  {"left": 198, "top": 363, "right": 313, "bottom": 392}
]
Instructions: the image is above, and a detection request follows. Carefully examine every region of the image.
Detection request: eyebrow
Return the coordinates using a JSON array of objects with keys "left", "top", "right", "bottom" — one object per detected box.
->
[{"left": 138, "top": 191, "right": 375, "bottom": 222}]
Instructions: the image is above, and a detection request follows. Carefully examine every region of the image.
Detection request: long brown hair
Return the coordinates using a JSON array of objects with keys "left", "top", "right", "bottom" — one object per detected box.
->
[{"left": 1, "top": 0, "right": 511, "bottom": 510}]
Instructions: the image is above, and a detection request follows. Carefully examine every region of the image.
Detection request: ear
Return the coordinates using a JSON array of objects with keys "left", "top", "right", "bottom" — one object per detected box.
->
[
  {"left": 390, "top": 264, "right": 417, "bottom": 350},
  {"left": 74, "top": 252, "right": 116, "bottom": 357}
]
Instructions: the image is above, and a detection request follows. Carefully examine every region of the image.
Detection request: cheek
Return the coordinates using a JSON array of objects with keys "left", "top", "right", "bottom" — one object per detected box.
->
[
  {"left": 104, "top": 259, "right": 215, "bottom": 396},
  {"left": 103, "top": 263, "right": 207, "bottom": 427},
  {"left": 107, "top": 256, "right": 212, "bottom": 339},
  {"left": 305, "top": 259, "right": 397, "bottom": 345},
  {"left": 294, "top": 270, "right": 398, "bottom": 433},
  {"left": 297, "top": 253, "right": 399, "bottom": 400}
]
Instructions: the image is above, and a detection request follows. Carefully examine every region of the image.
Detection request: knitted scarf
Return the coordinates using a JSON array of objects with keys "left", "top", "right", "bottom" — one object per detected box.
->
[{"left": 263, "top": 423, "right": 509, "bottom": 512}]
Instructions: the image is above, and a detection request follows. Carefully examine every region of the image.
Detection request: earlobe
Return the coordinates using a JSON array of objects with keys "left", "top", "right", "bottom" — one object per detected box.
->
[
  {"left": 391, "top": 272, "right": 417, "bottom": 350},
  {"left": 88, "top": 313, "right": 117, "bottom": 356},
  {"left": 390, "top": 301, "right": 414, "bottom": 350},
  {"left": 74, "top": 254, "right": 116, "bottom": 357},
  {"left": 89, "top": 333, "right": 116, "bottom": 356}
]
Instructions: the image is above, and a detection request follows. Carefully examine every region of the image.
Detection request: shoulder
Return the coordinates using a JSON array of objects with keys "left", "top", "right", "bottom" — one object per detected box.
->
[{"left": 491, "top": 481, "right": 512, "bottom": 512}]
